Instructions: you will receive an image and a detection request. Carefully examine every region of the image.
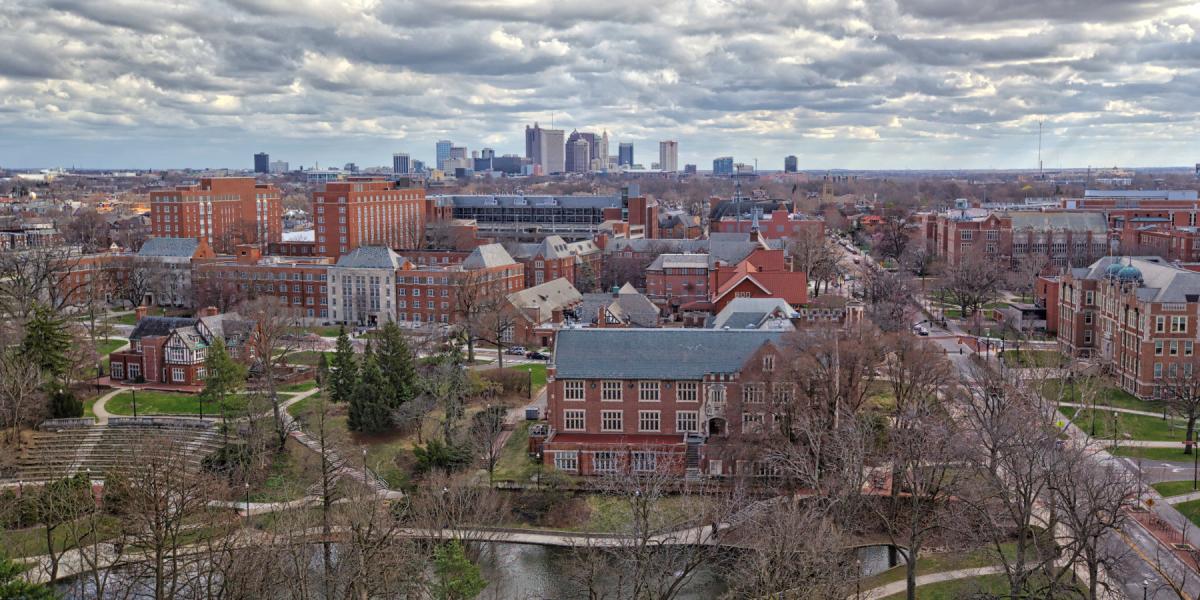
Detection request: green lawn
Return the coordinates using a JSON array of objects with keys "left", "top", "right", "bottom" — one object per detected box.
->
[
  {"left": 1175, "top": 499, "right": 1200, "bottom": 528},
  {"left": 106, "top": 390, "right": 247, "bottom": 416},
  {"left": 493, "top": 421, "right": 535, "bottom": 482},
  {"left": 1000, "top": 349, "right": 1066, "bottom": 368},
  {"left": 1059, "top": 407, "right": 1186, "bottom": 441},
  {"left": 283, "top": 351, "right": 335, "bottom": 366},
  {"left": 509, "top": 364, "right": 548, "bottom": 390},
  {"left": 1152, "top": 480, "right": 1200, "bottom": 498},
  {"left": 279, "top": 380, "right": 318, "bottom": 393},
  {"left": 305, "top": 325, "right": 348, "bottom": 337},
  {"left": 0, "top": 516, "right": 122, "bottom": 558},
  {"left": 1043, "top": 379, "right": 1164, "bottom": 413},
  {"left": 1110, "top": 446, "right": 1195, "bottom": 461},
  {"left": 110, "top": 312, "right": 140, "bottom": 326},
  {"left": 94, "top": 338, "right": 128, "bottom": 356},
  {"left": 880, "top": 574, "right": 1009, "bottom": 599},
  {"left": 248, "top": 439, "right": 320, "bottom": 502}
]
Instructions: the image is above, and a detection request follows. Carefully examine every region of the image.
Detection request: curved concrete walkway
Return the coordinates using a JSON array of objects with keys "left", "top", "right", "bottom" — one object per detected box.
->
[
  {"left": 857, "top": 565, "right": 1004, "bottom": 599},
  {"left": 1061, "top": 402, "right": 1171, "bottom": 419},
  {"left": 89, "top": 387, "right": 126, "bottom": 426}
]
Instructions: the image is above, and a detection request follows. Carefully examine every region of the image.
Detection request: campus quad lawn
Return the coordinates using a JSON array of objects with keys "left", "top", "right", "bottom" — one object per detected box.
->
[
  {"left": 1043, "top": 379, "right": 1165, "bottom": 413},
  {"left": 279, "top": 380, "right": 318, "bottom": 393},
  {"left": 282, "top": 351, "right": 335, "bottom": 366},
  {"left": 1059, "top": 406, "right": 1187, "bottom": 441},
  {"left": 1152, "top": 480, "right": 1200, "bottom": 498},
  {"left": 1175, "top": 499, "right": 1200, "bottom": 529},
  {"left": 94, "top": 338, "right": 128, "bottom": 356},
  {"left": 1110, "top": 446, "right": 1195, "bottom": 462},
  {"left": 106, "top": 390, "right": 248, "bottom": 416},
  {"left": 1000, "top": 349, "right": 1066, "bottom": 368},
  {"left": 509, "top": 364, "right": 548, "bottom": 390}
]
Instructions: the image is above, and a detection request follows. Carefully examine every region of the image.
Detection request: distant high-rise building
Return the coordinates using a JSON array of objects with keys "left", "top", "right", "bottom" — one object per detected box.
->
[
  {"left": 659, "top": 141, "right": 678, "bottom": 172},
  {"left": 566, "top": 130, "right": 598, "bottom": 173},
  {"left": 784, "top": 155, "right": 798, "bottom": 173},
  {"left": 436, "top": 140, "right": 453, "bottom": 171},
  {"left": 313, "top": 180, "right": 425, "bottom": 258},
  {"left": 713, "top": 156, "right": 734, "bottom": 176},
  {"left": 684, "top": 164, "right": 697, "bottom": 175},
  {"left": 526, "top": 123, "right": 565, "bottom": 174},
  {"left": 344, "top": 163, "right": 358, "bottom": 173},
  {"left": 450, "top": 146, "right": 467, "bottom": 162},
  {"left": 481, "top": 147, "right": 495, "bottom": 160},
  {"left": 254, "top": 152, "right": 269, "bottom": 174},
  {"left": 567, "top": 137, "right": 591, "bottom": 173},
  {"left": 619, "top": 143, "right": 634, "bottom": 167},
  {"left": 393, "top": 153, "right": 410, "bottom": 174},
  {"left": 412, "top": 159, "right": 426, "bottom": 173},
  {"left": 269, "top": 160, "right": 289, "bottom": 174},
  {"left": 598, "top": 131, "right": 610, "bottom": 169}
]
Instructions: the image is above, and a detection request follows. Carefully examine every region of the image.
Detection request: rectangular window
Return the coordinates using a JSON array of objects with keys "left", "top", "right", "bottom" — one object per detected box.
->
[
  {"left": 743, "top": 384, "right": 764, "bottom": 403},
  {"left": 1154, "top": 363, "right": 1163, "bottom": 379},
  {"left": 564, "top": 409, "right": 585, "bottom": 431},
  {"left": 601, "top": 410, "right": 623, "bottom": 432},
  {"left": 676, "top": 381, "right": 698, "bottom": 402},
  {"left": 1085, "top": 291, "right": 1094, "bottom": 305},
  {"left": 594, "top": 451, "right": 617, "bottom": 473},
  {"left": 772, "top": 383, "right": 794, "bottom": 404},
  {"left": 1156, "top": 316, "right": 1166, "bottom": 332},
  {"left": 602, "top": 380, "right": 622, "bottom": 401},
  {"left": 638, "top": 410, "right": 661, "bottom": 432},
  {"left": 1172, "top": 316, "right": 1189, "bottom": 333},
  {"left": 639, "top": 381, "right": 660, "bottom": 402},
  {"left": 172, "top": 368, "right": 185, "bottom": 383},
  {"left": 676, "top": 410, "right": 698, "bottom": 433},
  {"left": 1186, "top": 341, "right": 1194, "bottom": 357},
  {"left": 553, "top": 451, "right": 578, "bottom": 472},
  {"left": 1156, "top": 341, "right": 1165, "bottom": 356},
  {"left": 127, "top": 363, "right": 141, "bottom": 379},
  {"left": 111, "top": 363, "right": 124, "bottom": 379},
  {"left": 762, "top": 355, "right": 774, "bottom": 371},
  {"left": 564, "top": 380, "right": 584, "bottom": 400},
  {"left": 742, "top": 412, "right": 765, "bottom": 433},
  {"left": 632, "top": 451, "right": 656, "bottom": 472},
  {"left": 1171, "top": 341, "right": 1180, "bottom": 356}
]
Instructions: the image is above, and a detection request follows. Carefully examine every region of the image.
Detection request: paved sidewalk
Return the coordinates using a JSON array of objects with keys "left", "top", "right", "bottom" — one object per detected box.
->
[
  {"left": 1060, "top": 402, "right": 1171, "bottom": 419},
  {"left": 89, "top": 387, "right": 126, "bottom": 426},
  {"left": 858, "top": 566, "right": 1004, "bottom": 599}
]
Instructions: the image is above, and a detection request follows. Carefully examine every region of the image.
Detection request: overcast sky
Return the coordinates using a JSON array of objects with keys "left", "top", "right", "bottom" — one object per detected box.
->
[{"left": 1, "top": 0, "right": 1199, "bottom": 170}]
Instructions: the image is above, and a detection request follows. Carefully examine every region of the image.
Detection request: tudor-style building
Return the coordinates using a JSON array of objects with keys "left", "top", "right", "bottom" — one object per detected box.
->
[
  {"left": 542, "top": 328, "right": 790, "bottom": 478},
  {"left": 108, "top": 307, "right": 252, "bottom": 386}
]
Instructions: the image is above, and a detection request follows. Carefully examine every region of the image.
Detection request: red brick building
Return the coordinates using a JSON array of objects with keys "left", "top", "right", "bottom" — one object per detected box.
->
[
  {"left": 1054, "top": 257, "right": 1200, "bottom": 398},
  {"left": 710, "top": 208, "right": 825, "bottom": 240},
  {"left": 150, "top": 177, "right": 282, "bottom": 252},
  {"left": 931, "top": 210, "right": 1109, "bottom": 269},
  {"left": 543, "top": 328, "right": 789, "bottom": 477},
  {"left": 193, "top": 245, "right": 333, "bottom": 322},
  {"left": 1129, "top": 226, "right": 1200, "bottom": 263},
  {"left": 313, "top": 178, "right": 426, "bottom": 258},
  {"left": 109, "top": 307, "right": 252, "bottom": 386}
]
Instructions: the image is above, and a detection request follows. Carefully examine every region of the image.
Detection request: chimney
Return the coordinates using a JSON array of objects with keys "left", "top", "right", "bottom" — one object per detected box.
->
[
  {"left": 611, "top": 285, "right": 620, "bottom": 298},
  {"left": 202, "top": 306, "right": 219, "bottom": 318},
  {"left": 135, "top": 305, "right": 148, "bottom": 322}
]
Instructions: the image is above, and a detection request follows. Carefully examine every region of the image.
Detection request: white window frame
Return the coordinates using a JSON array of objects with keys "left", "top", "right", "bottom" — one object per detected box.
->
[
  {"left": 743, "top": 384, "right": 764, "bottom": 404},
  {"left": 172, "top": 368, "right": 186, "bottom": 383},
  {"left": 742, "top": 412, "right": 765, "bottom": 434},
  {"left": 632, "top": 452, "right": 656, "bottom": 473},
  {"left": 127, "top": 363, "right": 141, "bottom": 379},
  {"left": 676, "top": 381, "right": 698, "bottom": 402},
  {"left": 601, "top": 410, "right": 623, "bottom": 432},
  {"left": 638, "top": 410, "right": 661, "bottom": 432},
  {"left": 602, "top": 380, "right": 623, "bottom": 401},
  {"left": 594, "top": 451, "right": 617, "bottom": 473},
  {"left": 553, "top": 451, "right": 578, "bottom": 472},
  {"left": 563, "top": 380, "right": 585, "bottom": 401},
  {"left": 110, "top": 363, "right": 124, "bottom": 379},
  {"left": 564, "top": 409, "right": 586, "bottom": 431},
  {"left": 638, "top": 380, "right": 660, "bottom": 402},
  {"left": 676, "top": 410, "right": 698, "bottom": 433}
]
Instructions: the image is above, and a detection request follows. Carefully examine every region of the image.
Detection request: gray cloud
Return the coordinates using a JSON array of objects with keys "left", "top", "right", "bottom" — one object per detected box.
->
[{"left": 0, "top": 0, "right": 1198, "bottom": 169}]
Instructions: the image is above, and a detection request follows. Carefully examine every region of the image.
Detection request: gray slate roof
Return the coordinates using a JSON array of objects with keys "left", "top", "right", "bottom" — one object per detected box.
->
[
  {"left": 1008, "top": 212, "right": 1108, "bottom": 234},
  {"left": 647, "top": 253, "right": 710, "bottom": 271},
  {"left": 708, "top": 298, "right": 798, "bottom": 330},
  {"left": 464, "top": 243, "right": 516, "bottom": 269},
  {"left": 137, "top": 237, "right": 200, "bottom": 258},
  {"left": 129, "top": 316, "right": 198, "bottom": 340},
  {"left": 508, "top": 278, "right": 582, "bottom": 323},
  {"left": 435, "top": 194, "right": 622, "bottom": 209},
  {"left": 553, "top": 329, "right": 782, "bottom": 379},
  {"left": 333, "top": 246, "right": 405, "bottom": 269},
  {"left": 1078, "top": 256, "right": 1200, "bottom": 303}
]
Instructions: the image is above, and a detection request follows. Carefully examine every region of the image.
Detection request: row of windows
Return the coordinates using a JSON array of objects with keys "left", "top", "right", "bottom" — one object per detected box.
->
[
  {"left": 564, "top": 380, "right": 696, "bottom": 401},
  {"left": 552, "top": 450, "right": 657, "bottom": 473},
  {"left": 563, "top": 408, "right": 769, "bottom": 434},
  {"left": 1154, "top": 340, "right": 1195, "bottom": 357}
]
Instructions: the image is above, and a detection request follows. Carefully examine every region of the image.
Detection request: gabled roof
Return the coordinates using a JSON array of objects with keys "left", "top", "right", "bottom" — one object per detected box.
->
[
  {"left": 137, "top": 237, "right": 200, "bottom": 258},
  {"left": 1008, "top": 211, "right": 1108, "bottom": 234},
  {"left": 647, "top": 253, "right": 709, "bottom": 271},
  {"left": 333, "top": 246, "right": 405, "bottom": 269},
  {"left": 554, "top": 329, "right": 783, "bottom": 379},
  {"left": 507, "top": 278, "right": 582, "bottom": 323},
  {"left": 129, "top": 316, "right": 198, "bottom": 340},
  {"left": 464, "top": 243, "right": 516, "bottom": 269}
]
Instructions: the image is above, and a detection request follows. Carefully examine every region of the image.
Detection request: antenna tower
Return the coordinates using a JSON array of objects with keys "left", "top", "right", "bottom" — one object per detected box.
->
[{"left": 1038, "top": 121, "right": 1043, "bottom": 178}]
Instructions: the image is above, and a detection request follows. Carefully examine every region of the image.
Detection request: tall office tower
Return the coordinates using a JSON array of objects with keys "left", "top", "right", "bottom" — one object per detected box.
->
[
  {"left": 254, "top": 152, "right": 269, "bottom": 174},
  {"left": 619, "top": 143, "right": 634, "bottom": 167},
  {"left": 393, "top": 153, "right": 410, "bottom": 174},
  {"left": 597, "top": 131, "right": 610, "bottom": 168},
  {"left": 526, "top": 122, "right": 565, "bottom": 174},
  {"left": 525, "top": 123, "right": 539, "bottom": 160},
  {"left": 150, "top": 177, "right": 282, "bottom": 251},
  {"left": 784, "top": 155, "right": 798, "bottom": 173},
  {"left": 450, "top": 146, "right": 467, "bottom": 162},
  {"left": 412, "top": 159, "right": 425, "bottom": 173},
  {"left": 269, "top": 160, "right": 289, "bottom": 174},
  {"left": 567, "top": 137, "right": 591, "bottom": 172},
  {"left": 436, "top": 140, "right": 453, "bottom": 171},
  {"left": 481, "top": 147, "right": 495, "bottom": 159},
  {"left": 312, "top": 178, "right": 427, "bottom": 258},
  {"left": 659, "top": 140, "right": 678, "bottom": 172},
  {"left": 713, "top": 156, "right": 734, "bottom": 176}
]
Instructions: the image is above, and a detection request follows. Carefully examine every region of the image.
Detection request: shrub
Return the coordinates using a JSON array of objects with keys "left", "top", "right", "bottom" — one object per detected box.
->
[{"left": 413, "top": 439, "right": 471, "bottom": 474}]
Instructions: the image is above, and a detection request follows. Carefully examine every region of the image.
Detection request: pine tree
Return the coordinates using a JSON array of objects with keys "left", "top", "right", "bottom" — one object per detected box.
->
[
  {"left": 348, "top": 348, "right": 393, "bottom": 433},
  {"left": 47, "top": 385, "right": 82, "bottom": 419},
  {"left": 431, "top": 539, "right": 487, "bottom": 600},
  {"left": 328, "top": 326, "right": 358, "bottom": 404},
  {"left": 0, "top": 556, "right": 56, "bottom": 599},
  {"left": 199, "top": 337, "right": 247, "bottom": 425},
  {"left": 22, "top": 304, "right": 71, "bottom": 383},
  {"left": 376, "top": 322, "right": 417, "bottom": 409}
]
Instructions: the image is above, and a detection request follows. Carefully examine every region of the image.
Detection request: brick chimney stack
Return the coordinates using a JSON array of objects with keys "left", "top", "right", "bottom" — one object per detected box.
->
[{"left": 135, "top": 306, "right": 148, "bottom": 322}]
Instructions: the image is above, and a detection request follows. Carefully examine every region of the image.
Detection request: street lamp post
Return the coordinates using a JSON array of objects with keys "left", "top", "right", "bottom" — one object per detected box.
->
[
  {"left": 1143, "top": 579, "right": 1149, "bottom": 600},
  {"left": 131, "top": 388, "right": 138, "bottom": 418},
  {"left": 244, "top": 482, "right": 250, "bottom": 519}
]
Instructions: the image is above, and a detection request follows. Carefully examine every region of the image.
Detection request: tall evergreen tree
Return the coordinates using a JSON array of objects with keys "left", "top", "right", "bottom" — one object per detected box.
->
[
  {"left": 199, "top": 337, "right": 247, "bottom": 425},
  {"left": 376, "top": 322, "right": 418, "bottom": 409},
  {"left": 22, "top": 304, "right": 71, "bottom": 383},
  {"left": 328, "top": 326, "right": 358, "bottom": 404},
  {"left": 348, "top": 347, "right": 393, "bottom": 433}
]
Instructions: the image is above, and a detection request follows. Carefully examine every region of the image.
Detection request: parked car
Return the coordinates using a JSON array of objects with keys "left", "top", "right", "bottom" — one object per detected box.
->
[
  {"left": 505, "top": 346, "right": 527, "bottom": 356},
  {"left": 526, "top": 351, "right": 549, "bottom": 360}
]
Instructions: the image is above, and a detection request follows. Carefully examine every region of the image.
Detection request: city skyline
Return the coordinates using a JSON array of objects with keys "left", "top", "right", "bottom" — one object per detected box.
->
[{"left": 2, "top": 1, "right": 1200, "bottom": 170}]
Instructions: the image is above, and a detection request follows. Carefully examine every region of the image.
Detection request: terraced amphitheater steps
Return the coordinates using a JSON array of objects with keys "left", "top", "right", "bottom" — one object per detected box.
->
[{"left": 2, "top": 419, "right": 223, "bottom": 485}]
